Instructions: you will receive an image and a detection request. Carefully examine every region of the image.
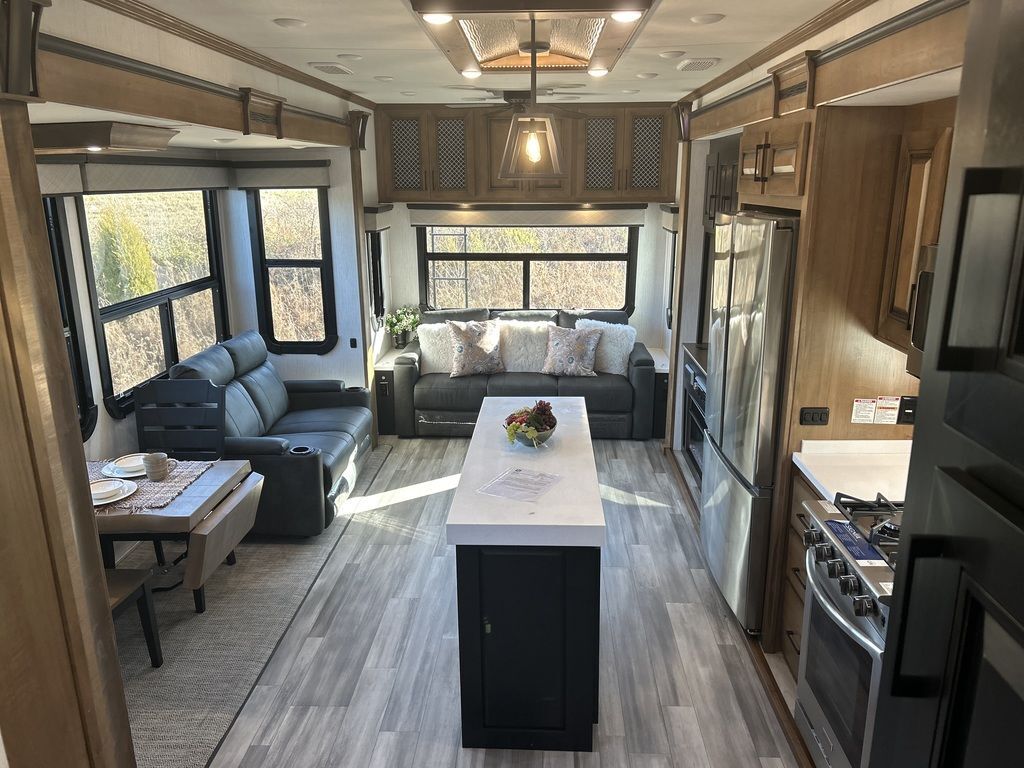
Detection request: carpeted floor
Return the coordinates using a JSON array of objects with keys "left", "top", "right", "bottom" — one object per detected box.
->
[{"left": 113, "top": 443, "right": 392, "bottom": 768}]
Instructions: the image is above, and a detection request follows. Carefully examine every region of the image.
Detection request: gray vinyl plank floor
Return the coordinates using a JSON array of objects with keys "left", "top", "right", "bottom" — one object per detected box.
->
[{"left": 211, "top": 438, "right": 798, "bottom": 768}]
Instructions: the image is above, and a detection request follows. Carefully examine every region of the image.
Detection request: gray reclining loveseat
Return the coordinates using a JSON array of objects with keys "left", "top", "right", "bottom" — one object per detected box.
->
[
  {"left": 393, "top": 309, "right": 655, "bottom": 439},
  {"left": 165, "top": 331, "right": 372, "bottom": 536}
]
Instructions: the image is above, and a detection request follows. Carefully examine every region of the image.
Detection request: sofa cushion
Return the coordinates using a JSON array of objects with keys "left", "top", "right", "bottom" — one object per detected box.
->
[
  {"left": 498, "top": 320, "right": 553, "bottom": 372},
  {"left": 491, "top": 309, "right": 558, "bottom": 323},
  {"left": 557, "top": 372, "right": 634, "bottom": 412},
  {"left": 267, "top": 406, "right": 373, "bottom": 450},
  {"left": 416, "top": 322, "right": 454, "bottom": 375},
  {"left": 224, "top": 381, "right": 266, "bottom": 438},
  {"left": 237, "top": 361, "right": 290, "bottom": 428},
  {"left": 414, "top": 373, "right": 489, "bottom": 411},
  {"left": 576, "top": 318, "right": 638, "bottom": 376},
  {"left": 268, "top": 431, "right": 355, "bottom": 494},
  {"left": 170, "top": 344, "right": 234, "bottom": 385},
  {"left": 420, "top": 308, "right": 490, "bottom": 324},
  {"left": 558, "top": 310, "right": 629, "bottom": 328},
  {"left": 487, "top": 372, "right": 559, "bottom": 397},
  {"left": 221, "top": 330, "right": 269, "bottom": 376}
]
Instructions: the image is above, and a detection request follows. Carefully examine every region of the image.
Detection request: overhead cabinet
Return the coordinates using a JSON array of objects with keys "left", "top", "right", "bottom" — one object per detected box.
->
[
  {"left": 738, "top": 115, "right": 812, "bottom": 198},
  {"left": 375, "top": 104, "right": 678, "bottom": 203},
  {"left": 376, "top": 108, "right": 475, "bottom": 202}
]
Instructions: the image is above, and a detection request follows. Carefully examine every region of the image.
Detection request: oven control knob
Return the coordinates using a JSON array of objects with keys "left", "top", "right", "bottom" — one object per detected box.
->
[
  {"left": 813, "top": 543, "right": 835, "bottom": 562},
  {"left": 839, "top": 575, "right": 860, "bottom": 595},
  {"left": 826, "top": 559, "right": 848, "bottom": 579},
  {"left": 853, "top": 595, "right": 877, "bottom": 616},
  {"left": 803, "top": 528, "right": 823, "bottom": 546}
]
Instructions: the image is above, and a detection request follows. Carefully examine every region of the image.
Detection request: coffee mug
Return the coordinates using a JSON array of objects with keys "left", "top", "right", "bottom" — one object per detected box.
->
[{"left": 143, "top": 452, "right": 169, "bottom": 482}]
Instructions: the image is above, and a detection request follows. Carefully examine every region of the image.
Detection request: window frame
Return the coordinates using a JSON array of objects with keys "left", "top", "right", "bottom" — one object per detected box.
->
[
  {"left": 43, "top": 196, "right": 98, "bottom": 440},
  {"left": 366, "top": 229, "right": 386, "bottom": 323},
  {"left": 247, "top": 187, "right": 338, "bottom": 355},
  {"left": 416, "top": 225, "right": 639, "bottom": 313},
  {"left": 76, "top": 190, "right": 230, "bottom": 419}
]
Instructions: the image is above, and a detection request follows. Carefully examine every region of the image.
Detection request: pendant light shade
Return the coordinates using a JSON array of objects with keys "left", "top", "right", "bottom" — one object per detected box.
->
[{"left": 499, "top": 113, "right": 566, "bottom": 180}]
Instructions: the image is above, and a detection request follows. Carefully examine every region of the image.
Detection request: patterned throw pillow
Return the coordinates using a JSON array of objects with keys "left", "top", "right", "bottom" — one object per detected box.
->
[
  {"left": 448, "top": 320, "right": 505, "bottom": 378},
  {"left": 541, "top": 326, "right": 602, "bottom": 377}
]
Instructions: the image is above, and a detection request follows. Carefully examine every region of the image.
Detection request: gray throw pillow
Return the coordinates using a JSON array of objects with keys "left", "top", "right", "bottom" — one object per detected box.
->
[
  {"left": 448, "top": 320, "right": 504, "bottom": 377},
  {"left": 541, "top": 326, "right": 602, "bottom": 377}
]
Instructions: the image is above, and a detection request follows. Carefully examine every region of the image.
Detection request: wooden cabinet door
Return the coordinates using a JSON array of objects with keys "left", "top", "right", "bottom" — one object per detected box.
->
[
  {"left": 478, "top": 113, "right": 527, "bottom": 200},
  {"left": 738, "top": 127, "right": 766, "bottom": 196},
  {"left": 528, "top": 115, "right": 574, "bottom": 201},
  {"left": 428, "top": 111, "right": 474, "bottom": 201},
  {"left": 877, "top": 127, "right": 953, "bottom": 351},
  {"left": 377, "top": 110, "right": 431, "bottom": 202},
  {"left": 703, "top": 149, "right": 719, "bottom": 229},
  {"left": 622, "top": 107, "right": 673, "bottom": 201},
  {"left": 715, "top": 153, "right": 739, "bottom": 217},
  {"left": 576, "top": 110, "right": 623, "bottom": 200},
  {"left": 763, "top": 120, "right": 810, "bottom": 197}
]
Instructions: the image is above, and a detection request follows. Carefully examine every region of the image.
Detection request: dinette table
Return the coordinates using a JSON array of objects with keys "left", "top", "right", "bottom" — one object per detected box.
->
[{"left": 92, "top": 459, "right": 263, "bottom": 613}]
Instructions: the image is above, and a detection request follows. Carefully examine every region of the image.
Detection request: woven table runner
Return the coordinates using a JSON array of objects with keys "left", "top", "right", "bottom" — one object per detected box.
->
[{"left": 88, "top": 460, "right": 214, "bottom": 512}]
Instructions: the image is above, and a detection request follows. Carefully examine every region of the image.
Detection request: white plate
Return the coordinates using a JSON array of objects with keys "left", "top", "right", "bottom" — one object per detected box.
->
[
  {"left": 111, "top": 453, "right": 147, "bottom": 473},
  {"left": 92, "top": 480, "right": 137, "bottom": 507},
  {"left": 90, "top": 478, "right": 125, "bottom": 501},
  {"left": 101, "top": 457, "right": 178, "bottom": 479}
]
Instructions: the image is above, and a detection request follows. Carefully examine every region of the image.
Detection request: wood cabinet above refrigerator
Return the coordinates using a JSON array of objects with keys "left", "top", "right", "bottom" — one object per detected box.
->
[{"left": 738, "top": 113, "right": 812, "bottom": 200}]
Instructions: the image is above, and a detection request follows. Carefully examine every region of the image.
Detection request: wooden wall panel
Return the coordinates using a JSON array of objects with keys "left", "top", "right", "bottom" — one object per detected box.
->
[
  {"left": 814, "top": 5, "right": 968, "bottom": 105},
  {"left": 690, "top": 84, "right": 775, "bottom": 140}
]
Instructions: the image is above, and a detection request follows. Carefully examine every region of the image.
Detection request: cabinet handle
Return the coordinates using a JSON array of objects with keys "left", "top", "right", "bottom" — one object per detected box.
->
[
  {"left": 906, "top": 282, "right": 918, "bottom": 330},
  {"left": 791, "top": 567, "right": 806, "bottom": 590},
  {"left": 784, "top": 630, "right": 801, "bottom": 654},
  {"left": 756, "top": 143, "right": 770, "bottom": 182}
]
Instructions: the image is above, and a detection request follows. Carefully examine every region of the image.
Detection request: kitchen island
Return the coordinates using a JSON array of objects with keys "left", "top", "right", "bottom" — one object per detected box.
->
[{"left": 447, "top": 396, "right": 605, "bottom": 752}]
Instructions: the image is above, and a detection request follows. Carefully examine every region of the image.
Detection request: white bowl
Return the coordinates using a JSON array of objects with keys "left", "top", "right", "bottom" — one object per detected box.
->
[
  {"left": 111, "top": 453, "right": 146, "bottom": 473},
  {"left": 90, "top": 479, "right": 124, "bottom": 500}
]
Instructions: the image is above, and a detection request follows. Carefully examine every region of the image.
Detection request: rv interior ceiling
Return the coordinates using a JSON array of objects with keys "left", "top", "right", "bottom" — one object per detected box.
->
[{"left": 2, "top": 1, "right": 1021, "bottom": 768}]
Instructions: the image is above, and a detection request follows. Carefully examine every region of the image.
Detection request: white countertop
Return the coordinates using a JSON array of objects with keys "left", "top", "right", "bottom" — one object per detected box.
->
[
  {"left": 648, "top": 347, "right": 669, "bottom": 373},
  {"left": 792, "top": 440, "right": 913, "bottom": 503},
  {"left": 446, "top": 396, "right": 606, "bottom": 547}
]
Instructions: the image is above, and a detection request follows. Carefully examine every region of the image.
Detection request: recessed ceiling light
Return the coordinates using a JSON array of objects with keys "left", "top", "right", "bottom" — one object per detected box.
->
[
  {"left": 336, "top": 53, "right": 363, "bottom": 62},
  {"left": 636, "top": 72, "right": 659, "bottom": 79},
  {"left": 86, "top": 145, "right": 103, "bottom": 152},
  {"left": 659, "top": 50, "right": 686, "bottom": 59},
  {"left": 461, "top": 69, "right": 482, "bottom": 79},
  {"left": 588, "top": 67, "right": 609, "bottom": 77},
  {"left": 374, "top": 75, "right": 394, "bottom": 82},
  {"left": 610, "top": 11, "right": 643, "bottom": 23},
  {"left": 213, "top": 138, "right": 238, "bottom": 144},
  {"left": 273, "top": 17, "right": 306, "bottom": 28},
  {"left": 690, "top": 13, "right": 726, "bottom": 24},
  {"left": 422, "top": 13, "right": 453, "bottom": 25},
  {"left": 621, "top": 88, "right": 640, "bottom": 94}
]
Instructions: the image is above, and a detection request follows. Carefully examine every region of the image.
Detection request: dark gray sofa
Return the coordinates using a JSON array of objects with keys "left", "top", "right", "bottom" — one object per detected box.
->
[
  {"left": 168, "top": 330, "right": 372, "bottom": 536},
  {"left": 394, "top": 309, "right": 655, "bottom": 439}
]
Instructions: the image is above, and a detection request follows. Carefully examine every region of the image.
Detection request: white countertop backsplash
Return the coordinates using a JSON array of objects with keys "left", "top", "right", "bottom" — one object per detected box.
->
[{"left": 792, "top": 439, "right": 913, "bottom": 503}]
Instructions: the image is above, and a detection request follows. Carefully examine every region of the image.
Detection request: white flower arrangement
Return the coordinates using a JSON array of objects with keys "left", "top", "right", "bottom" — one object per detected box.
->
[{"left": 384, "top": 306, "right": 420, "bottom": 336}]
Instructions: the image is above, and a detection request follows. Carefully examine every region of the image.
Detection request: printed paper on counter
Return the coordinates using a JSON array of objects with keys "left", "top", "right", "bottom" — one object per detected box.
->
[
  {"left": 874, "top": 396, "right": 901, "bottom": 425},
  {"left": 477, "top": 467, "right": 562, "bottom": 504},
  {"left": 852, "top": 398, "right": 877, "bottom": 424}
]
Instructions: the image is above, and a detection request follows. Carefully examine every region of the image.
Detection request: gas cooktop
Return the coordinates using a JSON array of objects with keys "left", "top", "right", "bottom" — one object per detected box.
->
[{"left": 832, "top": 492, "right": 904, "bottom": 569}]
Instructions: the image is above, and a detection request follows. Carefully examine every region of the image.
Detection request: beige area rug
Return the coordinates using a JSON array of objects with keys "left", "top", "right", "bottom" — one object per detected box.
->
[{"left": 112, "top": 444, "right": 392, "bottom": 768}]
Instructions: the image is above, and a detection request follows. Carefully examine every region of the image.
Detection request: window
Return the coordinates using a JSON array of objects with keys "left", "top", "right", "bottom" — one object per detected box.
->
[
  {"left": 248, "top": 188, "right": 337, "bottom": 354},
  {"left": 418, "top": 225, "right": 638, "bottom": 311},
  {"left": 43, "top": 197, "right": 97, "bottom": 439},
  {"left": 366, "top": 229, "right": 385, "bottom": 322},
  {"left": 78, "top": 190, "right": 227, "bottom": 416}
]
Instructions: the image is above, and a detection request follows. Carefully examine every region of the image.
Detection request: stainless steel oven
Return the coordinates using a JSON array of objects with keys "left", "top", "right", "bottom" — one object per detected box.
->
[
  {"left": 682, "top": 362, "right": 707, "bottom": 477},
  {"left": 796, "top": 502, "right": 889, "bottom": 768}
]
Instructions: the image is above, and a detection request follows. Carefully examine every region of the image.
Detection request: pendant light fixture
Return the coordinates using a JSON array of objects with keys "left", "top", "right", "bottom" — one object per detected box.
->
[{"left": 498, "top": 16, "right": 567, "bottom": 181}]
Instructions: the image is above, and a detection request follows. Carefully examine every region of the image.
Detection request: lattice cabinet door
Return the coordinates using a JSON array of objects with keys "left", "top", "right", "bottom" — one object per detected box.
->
[
  {"left": 428, "top": 111, "right": 475, "bottom": 200},
  {"left": 377, "top": 110, "right": 431, "bottom": 202},
  {"left": 623, "top": 108, "right": 675, "bottom": 201},
  {"left": 576, "top": 110, "right": 624, "bottom": 200}
]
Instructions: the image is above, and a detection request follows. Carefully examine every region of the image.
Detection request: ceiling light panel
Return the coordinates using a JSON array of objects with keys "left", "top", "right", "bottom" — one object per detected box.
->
[{"left": 458, "top": 17, "right": 604, "bottom": 69}]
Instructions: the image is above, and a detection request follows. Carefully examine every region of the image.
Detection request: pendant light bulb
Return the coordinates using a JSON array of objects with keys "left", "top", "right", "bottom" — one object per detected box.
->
[{"left": 525, "top": 131, "right": 543, "bottom": 164}]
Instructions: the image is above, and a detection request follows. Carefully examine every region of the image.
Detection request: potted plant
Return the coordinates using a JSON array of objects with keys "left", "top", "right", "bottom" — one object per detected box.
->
[
  {"left": 504, "top": 400, "right": 558, "bottom": 447},
  {"left": 384, "top": 306, "right": 420, "bottom": 349}
]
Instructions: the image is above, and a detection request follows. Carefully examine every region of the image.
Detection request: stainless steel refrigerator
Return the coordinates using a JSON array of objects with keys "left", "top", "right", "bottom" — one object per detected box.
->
[{"left": 701, "top": 210, "right": 797, "bottom": 633}]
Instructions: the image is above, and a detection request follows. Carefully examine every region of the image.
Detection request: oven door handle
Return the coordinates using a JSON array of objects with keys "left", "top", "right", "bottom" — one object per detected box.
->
[{"left": 805, "top": 550, "right": 884, "bottom": 657}]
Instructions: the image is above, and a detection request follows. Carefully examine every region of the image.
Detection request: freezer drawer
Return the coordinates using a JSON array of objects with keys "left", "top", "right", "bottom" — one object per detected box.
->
[{"left": 700, "top": 435, "right": 772, "bottom": 633}]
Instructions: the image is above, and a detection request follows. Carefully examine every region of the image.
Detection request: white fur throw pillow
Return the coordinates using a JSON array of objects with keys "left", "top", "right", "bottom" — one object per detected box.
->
[
  {"left": 576, "top": 318, "right": 637, "bottom": 376},
  {"left": 416, "top": 323, "right": 454, "bottom": 375},
  {"left": 498, "top": 320, "right": 554, "bottom": 372}
]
